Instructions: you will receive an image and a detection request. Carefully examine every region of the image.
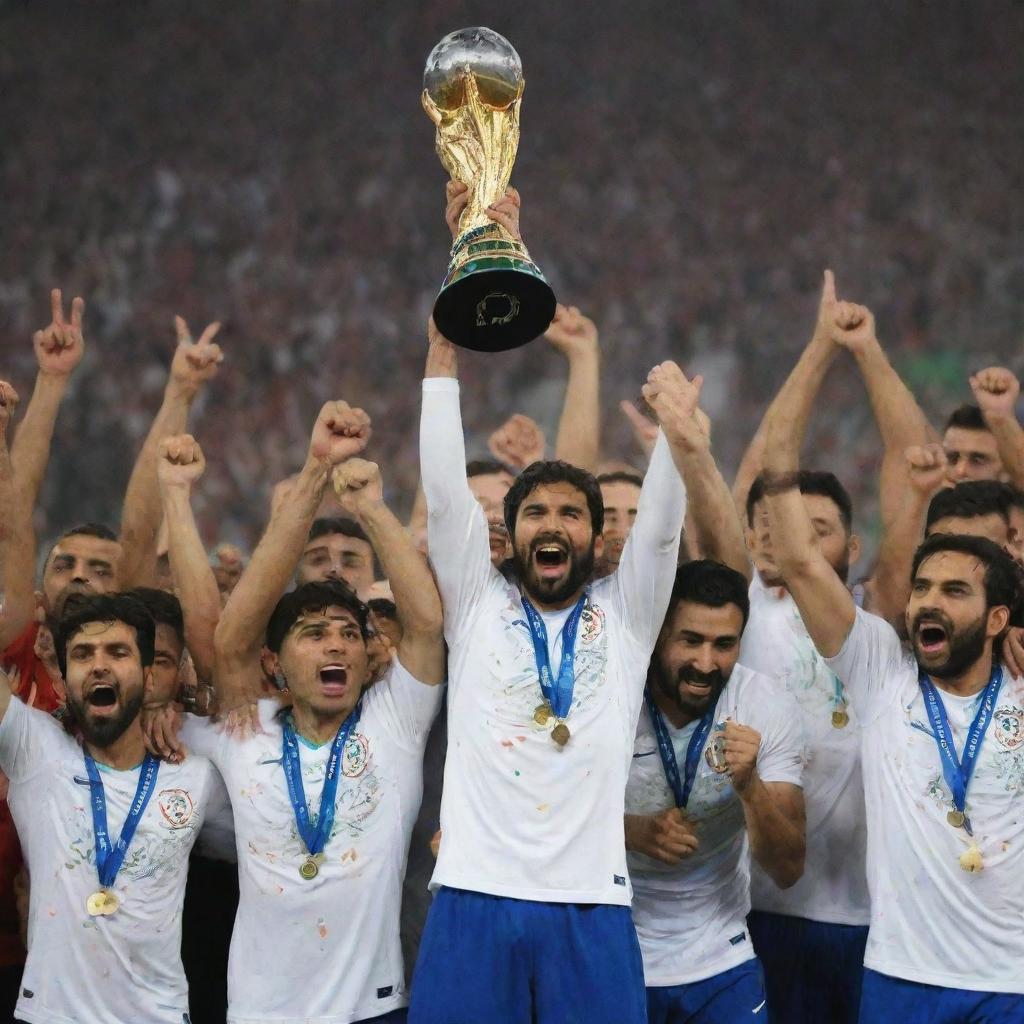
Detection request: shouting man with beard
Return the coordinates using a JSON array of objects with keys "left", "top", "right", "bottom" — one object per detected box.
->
[
  {"left": 0, "top": 592, "right": 216, "bottom": 1024},
  {"left": 625, "top": 560, "right": 805, "bottom": 1023},
  {"left": 764, "top": 372, "right": 1024, "bottom": 1020},
  {"left": 410, "top": 321, "right": 688, "bottom": 1024}
]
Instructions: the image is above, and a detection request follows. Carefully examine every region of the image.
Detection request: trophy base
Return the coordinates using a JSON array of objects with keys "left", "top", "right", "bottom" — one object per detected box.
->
[{"left": 433, "top": 227, "right": 556, "bottom": 352}]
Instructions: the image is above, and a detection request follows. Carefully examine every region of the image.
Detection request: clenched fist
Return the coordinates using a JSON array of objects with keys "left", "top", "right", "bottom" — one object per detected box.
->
[
  {"left": 169, "top": 316, "right": 224, "bottom": 399},
  {"left": 488, "top": 414, "right": 546, "bottom": 471},
  {"left": 904, "top": 443, "right": 946, "bottom": 498},
  {"left": 719, "top": 720, "right": 762, "bottom": 794},
  {"left": 625, "top": 807, "right": 700, "bottom": 865},
  {"left": 544, "top": 304, "right": 598, "bottom": 360},
  {"left": 332, "top": 458, "right": 384, "bottom": 516},
  {"left": 308, "top": 401, "right": 371, "bottom": 466},
  {"left": 0, "top": 381, "right": 20, "bottom": 437},
  {"left": 970, "top": 367, "right": 1020, "bottom": 421},
  {"left": 34, "top": 289, "right": 85, "bottom": 378},
  {"left": 157, "top": 434, "right": 206, "bottom": 489}
]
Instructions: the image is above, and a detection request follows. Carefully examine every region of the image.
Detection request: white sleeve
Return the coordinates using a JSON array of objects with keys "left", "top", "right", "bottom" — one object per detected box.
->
[
  {"left": 825, "top": 607, "right": 907, "bottom": 721},
  {"left": 611, "top": 430, "right": 686, "bottom": 650},
  {"left": 362, "top": 657, "right": 444, "bottom": 753},
  {"left": 420, "top": 378, "right": 496, "bottom": 642},
  {"left": 179, "top": 714, "right": 225, "bottom": 762},
  {"left": 0, "top": 698, "right": 67, "bottom": 783},
  {"left": 752, "top": 684, "right": 805, "bottom": 788}
]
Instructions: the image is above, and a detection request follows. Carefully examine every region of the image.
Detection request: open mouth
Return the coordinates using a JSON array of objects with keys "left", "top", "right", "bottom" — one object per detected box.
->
[
  {"left": 319, "top": 665, "right": 349, "bottom": 696},
  {"left": 534, "top": 543, "right": 569, "bottom": 578},
  {"left": 916, "top": 622, "right": 949, "bottom": 655},
  {"left": 86, "top": 684, "right": 118, "bottom": 710}
]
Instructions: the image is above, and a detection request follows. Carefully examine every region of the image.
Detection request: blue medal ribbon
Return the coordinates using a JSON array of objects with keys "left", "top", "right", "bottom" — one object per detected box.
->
[
  {"left": 919, "top": 665, "right": 1002, "bottom": 829},
  {"left": 644, "top": 686, "right": 716, "bottom": 809},
  {"left": 520, "top": 592, "right": 588, "bottom": 720},
  {"left": 281, "top": 700, "right": 362, "bottom": 857},
  {"left": 84, "top": 751, "right": 161, "bottom": 889}
]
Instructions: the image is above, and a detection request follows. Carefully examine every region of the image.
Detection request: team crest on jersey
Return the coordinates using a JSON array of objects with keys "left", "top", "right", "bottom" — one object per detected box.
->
[
  {"left": 343, "top": 733, "right": 369, "bottom": 777},
  {"left": 580, "top": 605, "right": 605, "bottom": 645},
  {"left": 993, "top": 706, "right": 1024, "bottom": 751},
  {"left": 157, "top": 789, "right": 195, "bottom": 828}
]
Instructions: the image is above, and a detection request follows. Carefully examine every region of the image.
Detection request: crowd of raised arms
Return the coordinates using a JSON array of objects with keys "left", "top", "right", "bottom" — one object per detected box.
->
[{"left": 0, "top": 188, "right": 1022, "bottom": 1024}]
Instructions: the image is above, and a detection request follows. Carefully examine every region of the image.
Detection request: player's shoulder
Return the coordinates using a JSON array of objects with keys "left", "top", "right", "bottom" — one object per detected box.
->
[{"left": 723, "top": 664, "right": 796, "bottom": 725}]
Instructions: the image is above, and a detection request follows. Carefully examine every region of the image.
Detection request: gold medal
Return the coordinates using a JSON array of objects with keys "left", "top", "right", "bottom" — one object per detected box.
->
[
  {"left": 831, "top": 709, "right": 849, "bottom": 729},
  {"left": 551, "top": 722, "right": 570, "bottom": 747},
  {"left": 299, "top": 856, "right": 321, "bottom": 880},
  {"left": 959, "top": 845, "right": 984, "bottom": 873},
  {"left": 947, "top": 809, "right": 966, "bottom": 829},
  {"left": 534, "top": 702, "right": 553, "bottom": 726},
  {"left": 86, "top": 890, "right": 119, "bottom": 916}
]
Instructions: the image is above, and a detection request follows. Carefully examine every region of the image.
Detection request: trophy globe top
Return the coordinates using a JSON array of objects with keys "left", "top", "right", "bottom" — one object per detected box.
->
[{"left": 423, "top": 27, "right": 523, "bottom": 112}]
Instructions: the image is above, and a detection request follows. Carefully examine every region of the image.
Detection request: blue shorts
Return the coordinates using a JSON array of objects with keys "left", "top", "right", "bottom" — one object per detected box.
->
[
  {"left": 408, "top": 887, "right": 646, "bottom": 1024},
  {"left": 748, "top": 910, "right": 867, "bottom": 1023},
  {"left": 647, "top": 959, "right": 767, "bottom": 1024},
  {"left": 859, "top": 969, "right": 1024, "bottom": 1023}
]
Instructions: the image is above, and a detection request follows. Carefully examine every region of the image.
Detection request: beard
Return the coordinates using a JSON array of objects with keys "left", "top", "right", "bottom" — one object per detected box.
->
[
  {"left": 514, "top": 534, "right": 596, "bottom": 606},
  {"left": 911, "top": 610, "right": 989, "bottom": 680},
  {"left": 652, "top": 659, "right": 727, "bottom": 721},
  {"left": 66, "top": 687, "right": 144, "bottom": 748}
]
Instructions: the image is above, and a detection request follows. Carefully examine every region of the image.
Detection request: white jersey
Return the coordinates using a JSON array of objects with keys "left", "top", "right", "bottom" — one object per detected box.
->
[
  {"left": 0, "top": 697, "right": 214, "bottom": 1024},
  {"left": 827, "top": 609, "right": 1024, "bottom": 993},
  {"left": 626, "top": 666, "right": 803, "bottom": 986},
  {"left": 739, "top": 575, "right": 870, "bottom": 926},
  {"left": 182, "top": 658, "right": 441, "bottom": 1024},
  {"left": 421, "top": 377, "right": 686, "bottom": 905}
]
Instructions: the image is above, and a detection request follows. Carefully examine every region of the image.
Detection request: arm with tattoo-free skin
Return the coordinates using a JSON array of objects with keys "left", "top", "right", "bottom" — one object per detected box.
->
[
  {"left": 213, "top": 402, "right": 371, "bottom": 710},
  {"left": 544, "top": 305, "right": 601, "bottom": 472},
  {"left": 118, "top": 317, "right": 223, "bottom": 589},
  {"left": 0, "top": 291, "right": 85, "bottom": 649},
  {"left": 971, "top": 367, "right": 1024, "bottom": 489},
  {"left": 157, "top": 434, "right": 221, "bottom": 685},
  {"left": 332, "top": 460, "right": 444, "bottom": 685},
  {"left": 0, "top": 383, "right": 20, "bottom": 600}
]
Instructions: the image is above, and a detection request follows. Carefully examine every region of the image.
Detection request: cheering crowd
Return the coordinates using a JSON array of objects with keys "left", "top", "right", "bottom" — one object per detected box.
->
[{"left": 0, "top": 184, "right": 1023, "bottom": 1024}]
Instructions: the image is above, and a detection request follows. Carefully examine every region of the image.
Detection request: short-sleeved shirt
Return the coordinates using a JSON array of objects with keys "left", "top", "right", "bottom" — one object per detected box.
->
[
  {"left": 0, "top": 697, "right": 215, "bottom": 1024},
  {"left": 181, "top": 658, "right": 441, "bottom": 1024},
  {"left": 626, "top": 665, "right": 804, "bottom": 986},
  {"left": 739, "top": 576, "right": 870, "bottom": 926},
  {"left": 827, "top": 609, "right": 1024, "bottom": 993}
]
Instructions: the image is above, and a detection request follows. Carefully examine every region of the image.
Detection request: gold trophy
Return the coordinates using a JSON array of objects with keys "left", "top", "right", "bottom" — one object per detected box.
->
[{"left": 423, "top": 27, "right": 556, "bottom": 352}]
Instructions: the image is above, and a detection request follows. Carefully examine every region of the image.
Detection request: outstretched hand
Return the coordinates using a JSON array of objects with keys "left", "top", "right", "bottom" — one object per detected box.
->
[
  {"left": 641, "top": 361, "right": 705, "bottom": 450},
  {"left": 34, "top": 289, "right": 85, "bottom": 378},
  {"left": 169, "top": 316, "right": 224, "bottom": 399}
]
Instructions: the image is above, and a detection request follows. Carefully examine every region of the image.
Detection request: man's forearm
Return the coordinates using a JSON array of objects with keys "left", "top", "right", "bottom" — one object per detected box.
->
[
  {"left": 161, "top": 485, "right": 220, "bottom": 683},
  {"left": 554, "top": 348, "right": 600, "bottom": 472},
  {"left": 740, "top": 776, "right": 805, "bottom": 889},
  {"left": 9, "top": 374, "right": 68, "bottom": 504},
  {"left": 985, "top": 413, "right": 1024, "bottom": 489},
  {"left": 119, "top": 389, "right": 192, "bottom": 588}
]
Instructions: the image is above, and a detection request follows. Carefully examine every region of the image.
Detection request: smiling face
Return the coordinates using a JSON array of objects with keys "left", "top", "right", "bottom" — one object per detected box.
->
[
  {"left": 511, "top": 481, "right": 602, "bottom": 608},
  {"left": 42, "top": 534, "right": 121, "bottom": 609},
  {"left": 652, "top": 600, "right": 743, "bottom": 724},
  {"left": 271, "top": 605, "right": 370, "bottom": 723},
  {"left": 63, "top": 620, "right": 149, "bottom": 748},
  {"left": 907, "top": 550, "right": 1006, "bottom": 680},
  {"left": 747, "top": 493, "right": 857, "bottom": 589}
]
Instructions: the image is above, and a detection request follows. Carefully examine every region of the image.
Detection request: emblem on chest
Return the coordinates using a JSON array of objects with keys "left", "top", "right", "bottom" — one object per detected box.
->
[{"left": 993, "top": 706, "right": 1024, "bottom": 751}]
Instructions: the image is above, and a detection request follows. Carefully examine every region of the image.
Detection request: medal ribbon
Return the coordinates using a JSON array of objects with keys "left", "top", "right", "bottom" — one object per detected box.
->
[
  {"left": 919, "top": 665, "right": 1002, "bottom": 818},
  {"left": 84, "top": 751, "right": 161, "bottom": 889},
  {"left": 644, "top": 686, "right": 717, "bottom": 808},
  {"left": 521, "top": 592, "right": 588, "bottom": 720},
  {"left": 281, "top": 700, "right": 362, "bottom": 857}
]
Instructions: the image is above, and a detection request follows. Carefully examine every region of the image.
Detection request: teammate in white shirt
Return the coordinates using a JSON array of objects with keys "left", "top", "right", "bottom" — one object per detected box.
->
[
  {"left": 626, "top": 559, "right": 805, "bottom": 1023},
  {"left": 408, "top": 322, "right": 689, "bottom": 1024},
  {"left": 0, "top": 591, "right": 216, "bottom": 1024},
  {"left": 182, "top": 402, "right": 445, "bottom": 1024},
  {"left": 741, "top": 471, "right": 871, "bottom": 1023},
  {"left": 764, "top": 419, "right": 1024, "bottom": 1020}
]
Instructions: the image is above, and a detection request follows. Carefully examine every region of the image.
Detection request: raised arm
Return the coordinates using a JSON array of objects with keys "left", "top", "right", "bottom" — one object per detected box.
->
[
  {"left": 213, "top": 401, "right": 371, "bottom": 708},
  {"left": 971, "top": 367, "right": 1024, "bottom": 489},
  {"left": 332, "top": 460, "right": 444, "bottom": 685},
  {"left": 828, "top": 293, "right": 935, "bottom": 527},
  {"left": 157, "top": 434, "right": 221, "bottom": 685},
  {"left": 544, "top": 304, "right": 601, "bottom": 472},
  {"left": 731, "top": 271, "right": 841, "bottom": 515},
  {"left": 761, "top": 295, "right": 857, "bottom": 658},
  {"left": 0, "top": 383, "right": 20, "bottom": 600},
  {"left": 0, "top": 291, "right": 84, "bottom": 648},
  {"left": 118, "top": 317, "right": 223, "bottom": 589}
]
